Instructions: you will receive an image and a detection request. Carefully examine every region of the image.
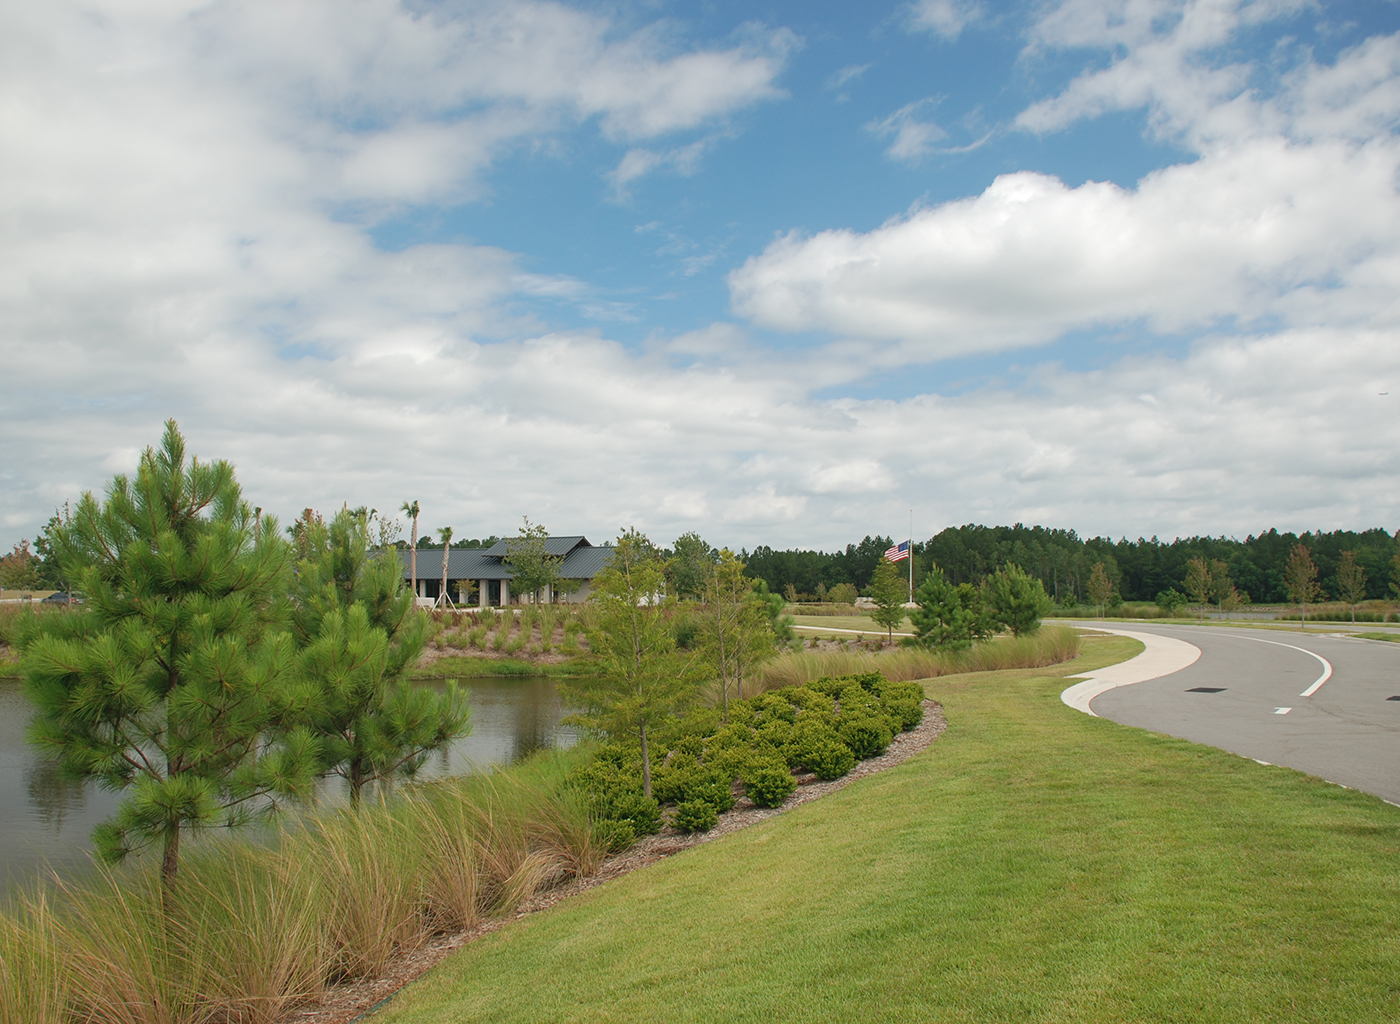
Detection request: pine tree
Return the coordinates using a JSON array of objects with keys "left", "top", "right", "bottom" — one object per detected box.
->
[
  {"left": 289, "top": 508, "right": 468, "bottom": 804},
  {"left": 984, "top": 563, "right": 1053, "bottom": 637},
  {"left": 910, "top": 566, "right": 989, "bottom": 649},
  {"left": 18, "top": 421, "right": 318, "bottom": 888}
]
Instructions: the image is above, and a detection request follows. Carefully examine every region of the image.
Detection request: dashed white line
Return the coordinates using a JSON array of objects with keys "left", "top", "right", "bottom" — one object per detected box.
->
[{"left": 1274, "top": 707, "right": 1292, "bottom": 715}]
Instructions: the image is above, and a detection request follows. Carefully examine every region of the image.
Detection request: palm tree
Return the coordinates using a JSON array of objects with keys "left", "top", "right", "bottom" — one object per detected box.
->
[
  {"left": 437, "top": 526, "right": 454, "bottom": 609},
  {"left": 400, "top": 500, "right": 420, "bottom": 599}
]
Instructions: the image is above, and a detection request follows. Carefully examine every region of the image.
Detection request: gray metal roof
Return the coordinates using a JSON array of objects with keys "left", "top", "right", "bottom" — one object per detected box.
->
[
  {"left": 399, "top": 542, "right": 613, "bottom": 581},
  {"left": 480, "top": 535, "right": 592, "bottom": 558}
]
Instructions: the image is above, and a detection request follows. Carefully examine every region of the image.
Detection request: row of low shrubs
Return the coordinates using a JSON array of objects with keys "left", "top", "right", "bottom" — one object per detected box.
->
[
  {"left": 569, "top": 672, "right": 926, "bottom": 843},
  {"left": 0, "top": 753, "right": 603, "bottom": 1024}
]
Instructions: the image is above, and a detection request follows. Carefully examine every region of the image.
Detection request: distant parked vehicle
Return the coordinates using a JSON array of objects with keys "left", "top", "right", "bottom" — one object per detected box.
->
[{"left": 40, "top": 592, "right": 82, "bottom": 605}]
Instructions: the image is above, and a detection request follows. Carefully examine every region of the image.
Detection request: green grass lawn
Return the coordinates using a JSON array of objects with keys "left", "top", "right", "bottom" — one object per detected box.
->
[
  {"left": 374, "top": 635, "right": 1400, "bottom": 1023},
  {"left": 790, "top": 613, "right": 913, "bottom": 634}
]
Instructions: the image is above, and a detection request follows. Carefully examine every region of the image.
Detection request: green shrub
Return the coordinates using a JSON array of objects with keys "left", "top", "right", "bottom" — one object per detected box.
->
[
  {"left": 804, "top": 739, "right": 856, "bottom": 781},
  {"left": 758, "top": 718, "right": 794, "bottom": 748},
  {"left": 742, "top": 760, "right": 797, "bottom": 808},
  {"left": 672, "top": 800, "right": 718, "bottom": 833},
  {"left": 839, "top": 716, "right": 893, "bottom": 759},
  {"left": 884, "top": 698, "right": 924, "bottom": 731},
  {"left": 600, "top": 791, "right": 662, "bottom": 836},
  {"left": 593, "top": 818, "right": 637, "bottom": 852},
  {"left": 651, "top": 758, "right": 734, "bottom": 813}
]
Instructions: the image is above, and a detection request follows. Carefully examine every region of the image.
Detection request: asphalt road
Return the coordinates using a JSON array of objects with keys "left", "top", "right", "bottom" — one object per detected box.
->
[{"left": 1078, "top": 622, "right": 1400, "bottom": 805}]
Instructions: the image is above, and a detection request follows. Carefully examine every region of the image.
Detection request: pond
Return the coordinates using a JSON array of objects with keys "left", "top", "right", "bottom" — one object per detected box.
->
[{"left": 0, "top": 675, "right": 579, "bottom": 888}]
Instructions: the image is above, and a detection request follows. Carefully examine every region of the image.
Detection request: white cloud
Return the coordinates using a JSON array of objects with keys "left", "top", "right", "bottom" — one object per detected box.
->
[
  {"left": 733, "top": 7, "right": 1400, "bottom": 360},
  {"left": 7, "top": 319, "right": 1397, "bottom": 550},
  {"left": 608, "top": 136, "right": 720, "bottom": 198},
  {"left": 866, "top": 99, "right": 949, "bottom": 162},
  {"left": 730, "top": 137, "right": 1400, "bottom": 357},
  {"left": 905, "top": 0, "right": 983, "bottom": 41},
  {"left": 826, "top": 63, "right": 872, "bottom": 91}
]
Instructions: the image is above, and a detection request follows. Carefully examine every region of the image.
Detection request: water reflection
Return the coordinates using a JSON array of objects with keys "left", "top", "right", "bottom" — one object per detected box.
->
[{"left": 0, "top": 675, "right": 577, "bottom": 886}]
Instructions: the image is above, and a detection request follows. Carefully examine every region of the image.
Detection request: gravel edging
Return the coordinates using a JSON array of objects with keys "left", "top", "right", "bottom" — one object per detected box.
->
[{"left": 290, "top": 699, "right": 947, "bottom": 1024}]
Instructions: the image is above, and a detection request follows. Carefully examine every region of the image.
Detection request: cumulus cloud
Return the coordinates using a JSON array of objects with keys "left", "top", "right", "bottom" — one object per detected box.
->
[{"left": 732, "top": 4, "right": 1400, "bottom": 360}]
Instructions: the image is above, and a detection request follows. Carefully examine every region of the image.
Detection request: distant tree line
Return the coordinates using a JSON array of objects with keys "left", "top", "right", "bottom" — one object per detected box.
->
[{"left": 742, "top": 524, "right": 1400, "bottom": 606}]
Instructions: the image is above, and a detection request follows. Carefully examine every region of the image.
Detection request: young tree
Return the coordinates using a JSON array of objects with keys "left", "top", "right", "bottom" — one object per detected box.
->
[
  {"left": 1086, "top": 562, "right": 1113, "bottom": 618},
  {"left": 400, "top": 500, "right": 421, "bottom": 598},
  {"left": 1283, "top": 543, "right": 1321, "bottom": 629},
  {"left": 18, "top": 422, "right": 318, "bottom": 889},
  {"left": 698, "top": 549, "right": 778, "bottom": 721},
  {"left": 669, "top": 532, "right": 716, "bottom": 601},
  {"left": 909, "top": 567, "right": 989, "bottom": 650},
  {"left": 1183, "top": 557, "right": 1212, "bottom": 620},
  {"left": 1336, "top": 550, "right": 1367, "bottom": 623},
  {"left": 563, "top": 529, "right": 700, "bottom": 799},
  {"left": 504, "top": 516, "right": 563, "bottom": 603},
  {"left": 0, "top": 541, "right": 42, "bottom": 590},
  {"left": 289, "top": 508, "right": 468, "bottom": 804},
  {"left": 984, "top": 563, "right": 1053, "bottom": 636},
  {"left": 828, "top": 582, "right": 858, "bottom": 606},
  {"left": 436, "top": 526, "right": 454, "bottom": 608},
  {"left": 1208, "top": 559, "right": 1233, "bottom": 614},
  {"left": 867, "top": 557, "right": 908, "bottom": 643}
]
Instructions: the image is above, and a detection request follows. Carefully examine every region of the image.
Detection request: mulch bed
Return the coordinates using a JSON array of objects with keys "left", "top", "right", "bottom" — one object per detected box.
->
[{"left": 289, "top": 699, "right": 947, "bottom": 1024}]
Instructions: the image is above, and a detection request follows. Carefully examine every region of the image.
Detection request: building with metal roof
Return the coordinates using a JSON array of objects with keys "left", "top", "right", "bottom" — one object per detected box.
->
[{"left": 400, "top": 536, "right": 613, "bottom": 607}]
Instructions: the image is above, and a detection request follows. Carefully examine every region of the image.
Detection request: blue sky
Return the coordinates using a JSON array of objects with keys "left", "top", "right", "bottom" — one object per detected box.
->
[{"left": 3, "top": 0, "right": 1400, "bottom": 551}]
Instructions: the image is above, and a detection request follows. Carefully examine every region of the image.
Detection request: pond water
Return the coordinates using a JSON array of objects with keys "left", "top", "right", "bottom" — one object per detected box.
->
[{"left": 0, "top": 675, "right": 578, "bottom": 888}]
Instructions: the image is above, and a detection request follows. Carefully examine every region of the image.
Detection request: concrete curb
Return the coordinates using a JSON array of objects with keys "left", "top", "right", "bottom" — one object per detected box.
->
[{"left": 1061, "top": 626, "right": 1203, "bottom": 717}]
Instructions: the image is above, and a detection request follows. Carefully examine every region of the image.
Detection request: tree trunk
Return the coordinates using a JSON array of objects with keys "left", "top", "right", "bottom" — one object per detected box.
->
[
  {"left": 639, "top": 723, "right": 652, "bottom": 800},
  {"left": 161, "top": 823, "right": 180, "bottom": 889}
]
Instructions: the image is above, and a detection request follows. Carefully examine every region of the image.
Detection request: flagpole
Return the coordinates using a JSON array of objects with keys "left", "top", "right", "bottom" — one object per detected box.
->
[{"left": 908, "top": 509, "right": 913, "bottom": 603}]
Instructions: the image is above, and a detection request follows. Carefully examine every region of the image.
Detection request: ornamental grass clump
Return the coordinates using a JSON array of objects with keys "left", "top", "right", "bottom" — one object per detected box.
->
[{"left": 0, "top": 750, "right": 602, "bottom": 1024}]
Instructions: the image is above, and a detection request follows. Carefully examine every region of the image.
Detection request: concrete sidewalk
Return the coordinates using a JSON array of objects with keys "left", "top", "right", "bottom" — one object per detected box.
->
[{"left": 1061, "top": 626, "right": 1202, "bottom": 716}]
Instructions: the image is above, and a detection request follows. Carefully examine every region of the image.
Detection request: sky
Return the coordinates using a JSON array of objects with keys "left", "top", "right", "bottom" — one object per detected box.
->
[{"left": 3, "top": 0, "right": 1400, "bottom": 552}]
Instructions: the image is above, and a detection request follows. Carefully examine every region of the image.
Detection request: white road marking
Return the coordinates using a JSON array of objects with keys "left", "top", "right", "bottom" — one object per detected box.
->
[
  {"left": 1237, "top": 636, "right": 1334, "bottom": 697},
  {"left": 1274, "top": 707, "right": 1292, "bottom": 714}
]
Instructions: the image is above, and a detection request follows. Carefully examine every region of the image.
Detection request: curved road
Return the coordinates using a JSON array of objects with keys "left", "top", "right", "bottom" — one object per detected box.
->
[{"left": 1070, "top": 622, "right": 1400, "bottom": 805}]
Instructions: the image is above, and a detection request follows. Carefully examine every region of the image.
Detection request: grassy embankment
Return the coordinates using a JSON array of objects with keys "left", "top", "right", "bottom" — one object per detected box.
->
[
  {"left": 0, "top": 627, "right": 1088, "bottom": 1023},
  {"left": 373, "top": 633, "right": 1400, "bottom": 1024}
]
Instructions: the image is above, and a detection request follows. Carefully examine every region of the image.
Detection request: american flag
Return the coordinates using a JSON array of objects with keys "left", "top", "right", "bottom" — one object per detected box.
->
[{"left": 884, "top": 540, "right": 910, "bottom": 562}]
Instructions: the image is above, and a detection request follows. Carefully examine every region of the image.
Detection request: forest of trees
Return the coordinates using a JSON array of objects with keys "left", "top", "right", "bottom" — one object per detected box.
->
[
  {"left": 743, "top": 524, "right": 1400, "bottom": 606},
  {"left": 9, "top": 515, "right": 1399, "bottom": 607}
]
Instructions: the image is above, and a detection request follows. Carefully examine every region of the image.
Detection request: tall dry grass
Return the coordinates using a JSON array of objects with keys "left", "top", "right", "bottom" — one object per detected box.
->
[
  {"left": 0, "top": 750, "right": 599, "bottom": 1024},
  {"left": 753, "top": 625, "right": 1082, "bottom": 692}
]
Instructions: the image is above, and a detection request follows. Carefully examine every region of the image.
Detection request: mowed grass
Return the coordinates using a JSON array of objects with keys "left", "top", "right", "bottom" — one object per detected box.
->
[
  {"left": 790, "top": 613, "right": 912, "bottom": 633},
  {"left": 374, "top": 635, "right": 1400, "bottom": 1024}
]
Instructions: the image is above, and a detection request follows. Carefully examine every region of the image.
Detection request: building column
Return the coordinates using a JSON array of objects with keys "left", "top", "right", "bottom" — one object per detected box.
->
[
  {"left": 478, "top": 582, "right": 486, "bottom": 608},
  {"left": 500, "top": 579, "right": 510, "bottom": 606}
]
